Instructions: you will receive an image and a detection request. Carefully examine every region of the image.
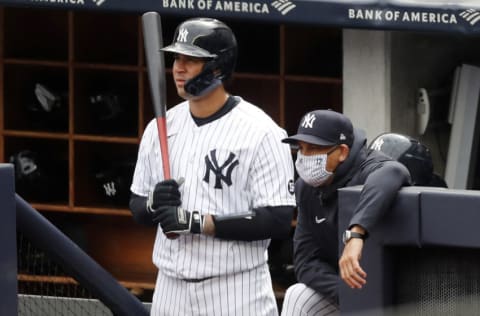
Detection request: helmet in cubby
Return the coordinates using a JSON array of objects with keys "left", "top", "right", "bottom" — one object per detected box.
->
[
  {"left": 26, "top": 83, "right": 68, "bottom": 131},
  {"left": 9, "top": 149, "right": 68, "bottom": 201},
  {"left": 93, "top": 159, "right": 136, "bottom": 206},
  {"left": 161, "top": 17, "right": 237, "bottom": 97}
]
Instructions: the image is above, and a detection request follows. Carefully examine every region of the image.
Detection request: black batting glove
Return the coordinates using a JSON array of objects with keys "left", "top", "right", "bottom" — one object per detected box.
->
[
  {"left": 147, "top": 179, "right": 181, "bottom": 214},
  {"left": 153, "top": 207, "right": 204, "bottom": 235},
  {"left": 147, "top": 178, "right": 202, "bottom": 236}
]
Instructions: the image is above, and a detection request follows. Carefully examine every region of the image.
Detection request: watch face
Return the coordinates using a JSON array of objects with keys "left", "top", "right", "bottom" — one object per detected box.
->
[{"left": 342, "top": 231, "right": 350, "bottom": 244}]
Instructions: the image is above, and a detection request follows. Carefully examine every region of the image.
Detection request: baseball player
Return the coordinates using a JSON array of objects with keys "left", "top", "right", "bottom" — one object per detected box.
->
[{"left": 129, "top": 18, "right": 296, "bottom": 316}]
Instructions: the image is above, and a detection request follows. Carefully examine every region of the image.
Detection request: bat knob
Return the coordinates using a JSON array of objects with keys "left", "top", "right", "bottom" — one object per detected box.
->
[{"left": 166, "top": 232, "right": 180, "bottom": 239}]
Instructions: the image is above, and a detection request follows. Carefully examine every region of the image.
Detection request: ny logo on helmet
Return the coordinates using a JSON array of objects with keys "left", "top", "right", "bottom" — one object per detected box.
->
[
  {"left": 177, "top": 28, "right": 189, "bottom": 43},
  {"left": 103, "top": 181, "right": 117, "bottom": 197},
  {"left": 203, "top": 149, "right": 239, "bottom": 189},
  {"left": 302, "top": 113, "right": 316, "bottom": 128},
  {"left": 370, "top": 138, "right": 384, "bottom": 152}
]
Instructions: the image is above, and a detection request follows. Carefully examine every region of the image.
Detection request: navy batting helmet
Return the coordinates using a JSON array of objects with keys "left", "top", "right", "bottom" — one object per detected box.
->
[
  {"left": 88, "top": 90, "right": 135, "bottom": 135},
  {"left": 161, "top": 17, "right": 237, "bottom": 97},
  {"left": 369, "top": 133, "right": 434, "bottom": 186},
  {"left": 27, "top": 83, "right": 68, "bottom": 131},
  {"left": 9, "top": 150, "right": 68, "bottom": 201},
  {"left": 94, "top": 160, "right": 135, "bottom": 206}
]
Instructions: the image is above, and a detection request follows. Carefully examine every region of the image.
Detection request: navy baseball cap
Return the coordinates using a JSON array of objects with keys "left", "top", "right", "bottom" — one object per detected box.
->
[{"left": 282, "top": 109, "right": 354, "bottom": 147}]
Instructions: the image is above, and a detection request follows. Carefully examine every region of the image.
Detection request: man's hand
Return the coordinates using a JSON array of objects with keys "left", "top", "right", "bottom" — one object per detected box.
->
[
  {"left": 147, "top": 179, "right": 182, "bottom": 213},
  {"left": 339, "top": 238, "right": 367, "bottom": 289},
  {"left": 147, "top": 179, "right": 203, "bottom": 237},
  {"left": 153, "top": 206, "right": 204, "bottom": 235}
]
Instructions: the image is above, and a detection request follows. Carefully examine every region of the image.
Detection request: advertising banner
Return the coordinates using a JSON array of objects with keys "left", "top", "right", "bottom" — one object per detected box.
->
[{"left": 2, "top": 0, "right": 480, "bottom": 34}]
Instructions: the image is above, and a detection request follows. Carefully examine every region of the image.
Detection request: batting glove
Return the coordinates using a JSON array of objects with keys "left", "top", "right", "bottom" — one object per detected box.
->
[
  {"left": 147, "top": 179, "right": 182, "bottom": 213},
  {"left": 147, "top": 178, "right": 203, "bottom": 235},
  {"left": 153, "top": 207, "right": 204, "bottom": 235}
]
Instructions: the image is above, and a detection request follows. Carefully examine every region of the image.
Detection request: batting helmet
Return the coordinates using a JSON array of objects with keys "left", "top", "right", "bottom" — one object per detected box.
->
[
  {"left": 369, "top": 133, "right": 434, "bottom": 186},
  {"left": 88, "top": 90, "right": 135, "bottom": 135},
  {"left": 9, "top": 150, "right": 68, "bottom": 201},
  {"left": 26, "top": 83, "right": 68, "bottom": 131},
  {"left": 94, "top": 160, "right": 135, "bottom": 206},
  {"left": 161, "top": 17, "right": 237, "bottom": 97}
]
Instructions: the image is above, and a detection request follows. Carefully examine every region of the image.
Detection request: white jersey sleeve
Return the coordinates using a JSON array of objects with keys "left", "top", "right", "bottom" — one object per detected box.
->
[
  {"left": 249, "top": 129, "right": 296, "bottom": 208},
  {"left": 130, "top": 120, "right": 157, "bottom": 197}
]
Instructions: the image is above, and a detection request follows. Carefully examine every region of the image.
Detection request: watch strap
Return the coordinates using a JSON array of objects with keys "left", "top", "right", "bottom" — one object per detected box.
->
[{"left": 343, "top": 230, "right": 366, "bottom": 244}]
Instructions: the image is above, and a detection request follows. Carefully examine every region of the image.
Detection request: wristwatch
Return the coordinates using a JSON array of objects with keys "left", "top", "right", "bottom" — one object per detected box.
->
[{"left": 342, "top": 230, "right": 366, "bottom": 244}]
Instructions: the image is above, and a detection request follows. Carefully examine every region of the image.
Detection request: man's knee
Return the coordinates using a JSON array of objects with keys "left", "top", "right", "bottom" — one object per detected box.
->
[{"left": 281, "top": 283, "right": 339, "bottom": 316}]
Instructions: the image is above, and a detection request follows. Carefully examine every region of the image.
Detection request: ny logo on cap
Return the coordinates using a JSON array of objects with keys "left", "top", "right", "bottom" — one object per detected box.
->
[
  {"left": 340, "top": 133, "right": 346, "bottom": 141},
  {"left": 177, "top": 28, "right": 189, "bottom": 43},
  {"left": 301, "top": 113, "right": 316, "bottom": 128}
]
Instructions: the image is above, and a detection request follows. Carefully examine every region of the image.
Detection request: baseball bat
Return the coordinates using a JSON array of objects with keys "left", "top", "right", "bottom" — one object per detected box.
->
[
  {"left": 142, "top": 11, "right": 171, "bottom": 180},
  {"left": 142, "top": 12, "right": 180, "bottom": 239}
]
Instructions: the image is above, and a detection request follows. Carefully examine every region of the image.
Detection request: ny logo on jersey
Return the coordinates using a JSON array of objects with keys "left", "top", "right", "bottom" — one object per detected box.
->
[
  {"left": 177, "top": 28, "right": 189, "bottom": 43},
  {"left": 103, "top": 181, "right": 117, "bottom": 197},
  {"left": 203, "top": 149, "right": 239, "bottom": 189},
  {"left": 301, "top": 113, "right": 316, "bottom": 128}
]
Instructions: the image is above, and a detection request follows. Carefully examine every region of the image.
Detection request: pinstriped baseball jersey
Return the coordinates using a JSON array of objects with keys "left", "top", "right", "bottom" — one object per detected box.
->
[{"left": 130, "top": 97, "right": 296, "bottom": 280}]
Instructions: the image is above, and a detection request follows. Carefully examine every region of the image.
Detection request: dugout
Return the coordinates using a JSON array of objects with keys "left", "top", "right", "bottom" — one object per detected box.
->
[
  {"left": 339, "top": 186, "right": 480, "bottom": 315},
  {"left": 1, "top": 0, "right": 480, "bottom": 313}
]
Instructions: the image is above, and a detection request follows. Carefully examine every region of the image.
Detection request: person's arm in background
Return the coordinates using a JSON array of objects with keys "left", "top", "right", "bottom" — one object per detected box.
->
[{"left": 339, "top": 160, "right": 410, "bottom": 289}]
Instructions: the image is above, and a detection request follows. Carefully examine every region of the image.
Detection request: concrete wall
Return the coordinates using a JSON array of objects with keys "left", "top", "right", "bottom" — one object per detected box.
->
[
  {"left": 343, "top": 29, "right": 392, "bottom": 143},
  {"left": 343, "top": 28, "right": 480, "bottom": 177}
]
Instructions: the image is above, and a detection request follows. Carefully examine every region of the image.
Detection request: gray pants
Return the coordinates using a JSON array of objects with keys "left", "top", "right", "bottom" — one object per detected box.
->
[{"left": 281, "top": 283, "right": 339, "bottom": 316}]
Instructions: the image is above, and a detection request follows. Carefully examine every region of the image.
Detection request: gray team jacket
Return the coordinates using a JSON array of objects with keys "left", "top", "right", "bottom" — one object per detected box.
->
[{"left": 293, "top": 128, "right": 410, "bottom": 302}]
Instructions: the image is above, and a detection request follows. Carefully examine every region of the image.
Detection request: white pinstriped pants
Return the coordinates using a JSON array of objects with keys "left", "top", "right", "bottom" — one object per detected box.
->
[
  {"left": 150, "top": 264, "right": 278, "bottom": 316},
  {"left": 281, "top": 283, "right": 339, "bottom": 316}
]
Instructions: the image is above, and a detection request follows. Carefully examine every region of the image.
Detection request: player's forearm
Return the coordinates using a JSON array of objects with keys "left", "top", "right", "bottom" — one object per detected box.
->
[
  {"left": 208, "top": 205, "right": 295, "bottom": 241},
  {"left": 131, "top": 191, "right": 295, "bottom": 241},
  {"left": 202, "top": 215, "right": 216, "bottom": 235},
  {"left": 129, "top": 193, "right": 156, "bottom": 226}
]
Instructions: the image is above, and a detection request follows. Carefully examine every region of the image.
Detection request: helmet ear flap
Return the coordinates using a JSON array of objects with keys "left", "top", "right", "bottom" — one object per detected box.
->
[
  {"left": 184, "top": 59, "right": 221, "bottom": 96},
  {"left": 214, "top": 47, "right": 237, "bottom": 81}
]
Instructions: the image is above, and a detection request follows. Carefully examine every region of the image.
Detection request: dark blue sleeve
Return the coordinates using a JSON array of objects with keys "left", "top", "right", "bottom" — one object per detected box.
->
[{"left": 348, "top": 160, "right": 410, "bottom": 232}]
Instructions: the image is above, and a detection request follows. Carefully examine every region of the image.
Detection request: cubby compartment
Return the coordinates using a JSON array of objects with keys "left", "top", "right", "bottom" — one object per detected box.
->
[
  {"left": 81, "top": 214, "right": 157, "bottom": 284},
  {"left": 4, "top": 136, "right": 68, "bottom": 204},
  {"left": 229, "top": 21, "right": 280, "bottom": 74},
  {"left": 4, "top": 63, "right": 69, "bottom": 132},
  {"left": 74, "top": 141, "right": 137, "bottom": 209},
  {"left": 74, "top": 68, "right": 138, "bottom": 136},
  {"left": 229, "top": 76, "right": 281, "bottom": 122},
  {"left": 284, "top": 80, "right": 342, "bottom": 135},
  {"left": 3, "top": 7, "right": 68, "bottom": 61},
  {"left": 74, "top": 11, "right": 138, "bottom": 65},
  {"left": 284, "top": 27, "right": 342, "bottom": 78}
]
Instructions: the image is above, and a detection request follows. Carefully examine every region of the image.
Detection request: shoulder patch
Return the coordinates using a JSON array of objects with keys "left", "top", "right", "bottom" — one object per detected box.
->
[{"left": 288, "top": 179, "right": 295, "bottom": 195}]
